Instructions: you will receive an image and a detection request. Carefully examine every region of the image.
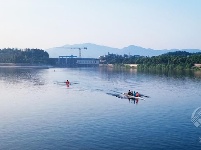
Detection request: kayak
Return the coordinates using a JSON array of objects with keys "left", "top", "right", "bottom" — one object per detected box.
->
[
  {"left": 123, "top": 93, "right": 144, "bottom": 100},
  {"left": 55, "top": 81, "right": 79, "bottom": 85}
]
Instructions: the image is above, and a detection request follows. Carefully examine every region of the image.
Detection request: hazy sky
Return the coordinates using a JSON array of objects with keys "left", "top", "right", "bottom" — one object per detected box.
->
[{"left": 0, "top": 0, "right": 200, "bottom": 49}]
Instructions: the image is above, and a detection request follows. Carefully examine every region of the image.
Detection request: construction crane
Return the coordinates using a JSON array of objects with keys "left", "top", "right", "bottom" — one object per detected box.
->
[
  {"left": 56, "top": 46, "right": 87, "bottom": 58},
  {"left": 69, "top": 47, "right": 87, "bottom": 58}
]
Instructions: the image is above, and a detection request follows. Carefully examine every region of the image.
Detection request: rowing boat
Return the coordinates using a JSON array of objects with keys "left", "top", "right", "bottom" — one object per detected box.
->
[{"left": 123, "top": 93, "right": 144, "bottom": 100}]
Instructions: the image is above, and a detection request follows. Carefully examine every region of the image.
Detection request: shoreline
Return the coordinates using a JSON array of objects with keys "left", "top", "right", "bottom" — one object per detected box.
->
[
  {"left": 0, "top": 63, "right": 52, "bottom": 69},
  {"left": 99, "top": 64, "right": 138, "bottom": 69},
  {"left": 99, "top": 63, "right": 201, "bottom": 71}
]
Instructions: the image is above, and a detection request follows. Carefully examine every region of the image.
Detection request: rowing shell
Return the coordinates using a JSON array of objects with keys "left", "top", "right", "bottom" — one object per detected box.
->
[{"left": 123, "top": 93, "right": 144, "bottom": 100}]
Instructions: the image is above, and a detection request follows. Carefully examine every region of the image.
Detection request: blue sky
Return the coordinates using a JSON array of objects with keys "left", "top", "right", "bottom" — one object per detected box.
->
[{"left": 0, "top": 0, "right": 200, "bottom": 49}]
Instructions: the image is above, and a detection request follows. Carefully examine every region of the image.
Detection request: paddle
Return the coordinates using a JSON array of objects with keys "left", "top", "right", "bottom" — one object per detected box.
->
[
  {"left": 54, "top": 81, "right": 71, "bottom": 85},
  {"left": 139, "top": 94, "right": 150, "bottom": 98}
]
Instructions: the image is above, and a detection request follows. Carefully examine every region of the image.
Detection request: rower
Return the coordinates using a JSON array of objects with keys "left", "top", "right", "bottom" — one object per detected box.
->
[
  {"left": 128, "top": 90, "right": 132, "bottom": 96},
  {"left": 136, "top": 92, "right": 140, "bottom": 97},
  {"left": 133, "top": 91, "right": 136, "bottom": 97},
  {"left": 66, "top": 80, "right": 70, "bottom": 85}
]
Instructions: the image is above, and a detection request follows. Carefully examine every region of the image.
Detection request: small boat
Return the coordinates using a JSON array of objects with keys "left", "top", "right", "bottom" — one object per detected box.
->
[{"left": 123, "top": 93, "right": 144, "bottom": 100}]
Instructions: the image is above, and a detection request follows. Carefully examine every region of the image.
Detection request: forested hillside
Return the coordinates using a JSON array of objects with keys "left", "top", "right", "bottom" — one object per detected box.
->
[
  {"left": 0, "top": 48, "right": 49, "bottom": 64},
  {"left": 99, "top": 51, "right": 201, "bottom": 70}
]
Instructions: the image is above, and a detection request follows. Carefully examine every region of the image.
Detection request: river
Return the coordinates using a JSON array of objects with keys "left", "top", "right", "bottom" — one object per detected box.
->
[{"left": 0, "top": 67, "right": 201, "bottom": 150}]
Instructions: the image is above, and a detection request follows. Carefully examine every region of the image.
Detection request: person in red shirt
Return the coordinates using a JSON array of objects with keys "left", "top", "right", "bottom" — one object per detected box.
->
[
  {"left": 66, "top": 80, "right": 70, "bottom": 86},
  {"left": 136, "top": 92, "right": 140, "bottom": 97}
]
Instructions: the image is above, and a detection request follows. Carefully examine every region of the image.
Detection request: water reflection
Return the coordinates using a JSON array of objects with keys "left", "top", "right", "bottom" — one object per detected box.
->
[
  {"left": 0, "top": 67, "right": 47, "bottom": 86},
  {"left": 128, "top": 98, "right": 139, "bottom": 105},
  {"left": 137, "top": 68, "right": 201, "bottom": 79},
  {"left": 194, "top": 71, "right": 201, "bottom": 78},
  {"left": 99, "top": 67, "right": 201, "bottom": 83}
]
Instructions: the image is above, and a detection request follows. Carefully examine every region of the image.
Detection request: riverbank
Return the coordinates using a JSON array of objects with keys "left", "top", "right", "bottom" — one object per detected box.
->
[
  {"left": 99, "top": 64, "right": 138, "bottom": 69},
  {"left": 0, "top": 63, "right": 52, "bottom": 69},
  {"left": 99, "top": 63, "right": 201, "bottom": 71}
]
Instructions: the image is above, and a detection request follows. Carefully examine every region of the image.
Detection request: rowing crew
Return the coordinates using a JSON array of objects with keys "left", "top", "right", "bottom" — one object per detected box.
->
[
  {"left": 128, "top": 90, "right": 140, "bottom": 97},
  {"left": 65, "top": 80, "right": 70, "bottom": 86}
]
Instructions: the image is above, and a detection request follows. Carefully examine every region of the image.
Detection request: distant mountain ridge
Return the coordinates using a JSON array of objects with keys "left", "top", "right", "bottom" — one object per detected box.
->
[{"left": 46, "top": 43, "right": 201, "bottom": 58}]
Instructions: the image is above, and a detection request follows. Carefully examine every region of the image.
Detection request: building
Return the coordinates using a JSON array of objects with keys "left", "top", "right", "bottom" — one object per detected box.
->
[
  {"left": 58, "top": 56, "right": 99, "bottom": 67},
  {"left": 194, "top": 64, "right": 201, "bottom": 68}
]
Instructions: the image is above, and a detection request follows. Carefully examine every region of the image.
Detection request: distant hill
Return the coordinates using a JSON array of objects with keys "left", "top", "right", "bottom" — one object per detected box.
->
[
  {"left": 46, "top": 43, "right": 201, "bottom": 58},
  {"left": 46, "top": 43, "right": 120, "bottom": 58}
]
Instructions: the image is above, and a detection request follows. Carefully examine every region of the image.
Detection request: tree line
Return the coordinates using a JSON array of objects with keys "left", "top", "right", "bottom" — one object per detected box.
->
[
  {"left": 0, "top": 48, "right": 49, "bottom": 64},
  {"left": 99, "top": 51, "right": 201, "bottom": 70}
]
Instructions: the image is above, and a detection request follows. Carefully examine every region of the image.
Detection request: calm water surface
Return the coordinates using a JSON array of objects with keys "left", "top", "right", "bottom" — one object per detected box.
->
[{"left": 0, "top": 67, "right": 201, "bottom": 150}]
